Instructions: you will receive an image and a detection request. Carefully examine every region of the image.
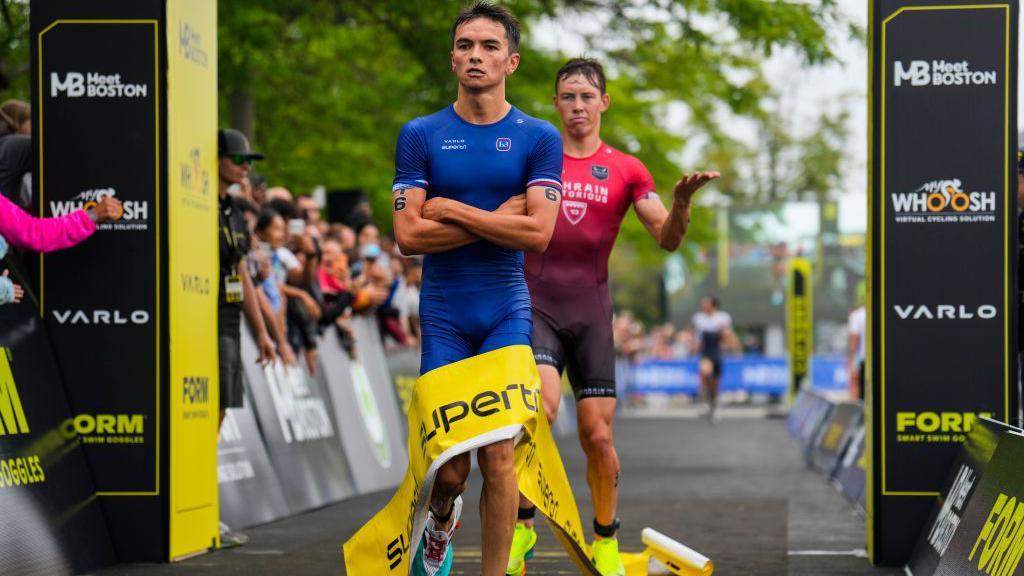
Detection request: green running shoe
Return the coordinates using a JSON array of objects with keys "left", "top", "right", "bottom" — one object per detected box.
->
[
  {"left": 591, "top": 537, "right": 625, "bottom": 576},
  {"left": 506, "top": 522, "right": 537, "bottom": 575}
]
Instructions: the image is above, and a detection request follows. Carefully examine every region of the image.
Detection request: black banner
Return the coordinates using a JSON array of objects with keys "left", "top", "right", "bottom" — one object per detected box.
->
[
  {"left": 833, "top": 424, "right": 868, "bottom": 508},
  {"left": 811, "top": 401, "right": 863, "bottom": 475},
  {"left": 217, "top": 403, "right": 290, "bottom": 530},
  {"left": 30, "top": 0, "right": 171, "bottom": 562},
  {"left": 787, "top": 389, "right": 814, "bottom": 437},
  {"left": 240, "top": 323, "right": 354, "bottom": 513},
  {"left": 931, "top": 430, "right": 1024, "bottom": 574},
  {"left": 0, "top": 284, "right": 116, "bottom": 575},
  {"left": 34, "top": 1, "right": 161, "bottom": 495},
  {"left": 869, "top": 0, "right": 1019, "bottom": 564},
  {"left": 318, "top": 327, "right": 406, "bottom": 494},
  {"left": 795, "top": 391, "right": 834, "bottom": 454},
  {"left": 907, "top": 418, "right": 1021, "bottom": 576}
]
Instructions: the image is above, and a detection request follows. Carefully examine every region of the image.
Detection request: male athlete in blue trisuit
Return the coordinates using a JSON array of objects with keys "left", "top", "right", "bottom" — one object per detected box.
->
[{"left": 391, "top": 3, "right": 562, "bottom": 575}]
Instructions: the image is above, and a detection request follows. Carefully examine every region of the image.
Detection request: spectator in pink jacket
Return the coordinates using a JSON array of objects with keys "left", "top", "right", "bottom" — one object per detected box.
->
[
  {"left": 0, "top": 190, "right": 120, "bottom": 253},
  {"left": 0, "top": 191, "right": 121, "bottom": 305}
]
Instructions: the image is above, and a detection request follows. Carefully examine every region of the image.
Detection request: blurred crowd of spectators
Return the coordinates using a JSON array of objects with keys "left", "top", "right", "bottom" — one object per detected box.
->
[
  {"left": 224, "top": 165, "right": 423, "bottom": 374},
  {"left": 613, "top": 310, "right": 744, "bottom": 362}
]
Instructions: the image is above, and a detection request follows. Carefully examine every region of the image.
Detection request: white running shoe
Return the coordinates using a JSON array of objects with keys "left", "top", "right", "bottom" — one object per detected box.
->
[{"left": 413, "top": 495, "right": 463, "bottom": 576}]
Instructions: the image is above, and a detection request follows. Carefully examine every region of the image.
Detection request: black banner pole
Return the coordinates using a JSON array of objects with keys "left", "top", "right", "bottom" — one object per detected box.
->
[{"left": 867, "top": 0, "right": 1020, "bottom": 565}]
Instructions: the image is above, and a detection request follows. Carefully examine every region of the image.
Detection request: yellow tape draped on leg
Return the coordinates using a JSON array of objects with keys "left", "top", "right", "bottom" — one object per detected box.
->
[{"left": 343, "top": 345, "right": 600, "bottom": 574}]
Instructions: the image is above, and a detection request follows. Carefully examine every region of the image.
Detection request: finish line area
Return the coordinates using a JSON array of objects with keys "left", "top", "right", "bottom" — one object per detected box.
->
[{"left": 94, "top": 416, "right": 900, "bottom": 576}]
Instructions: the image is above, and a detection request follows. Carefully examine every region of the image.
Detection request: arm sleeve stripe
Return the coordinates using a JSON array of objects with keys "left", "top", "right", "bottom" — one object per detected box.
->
[{"left": 528, "top": 178, "right": 562, "bottom": 190}]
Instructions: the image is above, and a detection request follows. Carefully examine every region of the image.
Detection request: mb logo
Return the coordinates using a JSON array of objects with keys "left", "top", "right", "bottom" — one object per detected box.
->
[
  {"left": 894, "top": 60, "right": 929, "bottom": 87},
  {"left": 51, "top": 72, "right": 85, "bottom": 97}
]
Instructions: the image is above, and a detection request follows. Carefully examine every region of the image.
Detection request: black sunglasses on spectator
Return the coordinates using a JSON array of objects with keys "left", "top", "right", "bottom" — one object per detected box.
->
[{"left": 229, "top": 155, "right": 253, "bottom": 167}]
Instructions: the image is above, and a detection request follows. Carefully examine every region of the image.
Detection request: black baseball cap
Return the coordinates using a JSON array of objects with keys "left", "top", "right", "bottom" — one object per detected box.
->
[{"left": 218, "top": 128, "right": 265, "bottom": 160}]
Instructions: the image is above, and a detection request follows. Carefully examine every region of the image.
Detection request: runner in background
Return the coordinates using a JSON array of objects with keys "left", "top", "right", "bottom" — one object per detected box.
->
[{"left": 691, "top": 296, "right": 734, "bottom": 424}]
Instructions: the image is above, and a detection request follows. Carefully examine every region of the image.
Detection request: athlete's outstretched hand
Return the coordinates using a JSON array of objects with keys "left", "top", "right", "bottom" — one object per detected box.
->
[{"left": 672, "top": 171, "right": 720, "bottom": 204}]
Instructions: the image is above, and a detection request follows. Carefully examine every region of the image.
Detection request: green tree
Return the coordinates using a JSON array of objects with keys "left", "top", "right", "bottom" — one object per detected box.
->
[
  {"left": 0, "top": 1, "right": 858, "bottom": 325},
  {"left": 0, "top": 0, "right": 30, "bottom": 99}
]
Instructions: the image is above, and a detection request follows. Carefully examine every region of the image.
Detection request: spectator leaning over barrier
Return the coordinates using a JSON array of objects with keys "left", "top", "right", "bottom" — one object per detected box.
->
[
  {"left": 316, "top": 238, "right": 360, "bottom": 356},
  {"left": 0, "top": 236, "right": 23, "bottom": 306},
  {"left": 0, "top": 100, "right": 32, "bottom": 208},
  {"left": 0, "top": 185, "right": 121, "bottom": 253},
  {"left": 253, "top": 209, "right": 288, "bottom": 315},
  {"left": 264, "top": 197, "right": 323, "bottom": 373},
  {"left": 218, "top": 127, "right": 283, "bottom": 547},
  {"left": 392, "top": 258, "right": 422, "bottom": 346},
  {"left": 0, "top": 182, "right": 121, "bottom": 306},
  {"left": 321, "top": 236, "right": 386, "bottom": 315},
  {"left": 0, "top": 100, "right": 30, "bottom": 135},
  {"left": 297, "top": 194, "right": 323, "bottom": 240},
  {"left": 217, "top": 129, "right": 275, "bottom": 414}
]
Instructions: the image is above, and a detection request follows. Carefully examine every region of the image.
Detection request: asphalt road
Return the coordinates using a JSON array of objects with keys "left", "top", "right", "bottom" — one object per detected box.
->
[{"left": 92, "top": 416, "right": 906, "bottom": 576}]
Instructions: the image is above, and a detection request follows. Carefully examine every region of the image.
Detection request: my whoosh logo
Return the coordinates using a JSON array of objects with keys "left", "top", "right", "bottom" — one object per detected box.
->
[
  {"left": 969, "top": 492, "right": 1024, "bottom": 575},
  {"left": 418, "top": 383, "right": 539, "bottom": 455},
  {"left": 50, "top": 188, "right": 149, "bottom": 231},
  {"left": 894, "top": 60, "right": 998, "bottom": 87},
  {"left": 891, "top": 179, "right": 997, "bottom": 225},
  {"left": 0, "top": 348, "right": 29, "bottom": 436},
  {"left": 891, "top": 179, "right": 995, "bottom": 214}
]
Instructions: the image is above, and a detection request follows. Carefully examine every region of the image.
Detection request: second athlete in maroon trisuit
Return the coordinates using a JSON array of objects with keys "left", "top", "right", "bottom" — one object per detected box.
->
[{"left": 505, "top": 58, "right": 719, "bottom": 576}]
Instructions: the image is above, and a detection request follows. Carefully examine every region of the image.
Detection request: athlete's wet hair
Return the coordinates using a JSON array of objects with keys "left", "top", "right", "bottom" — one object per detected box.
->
[
  {"left": 452, "top": 1, "right": 521, "bottom": 54},
  {"left": 556, "top": 58, "right": 607, "bottom": 95}
]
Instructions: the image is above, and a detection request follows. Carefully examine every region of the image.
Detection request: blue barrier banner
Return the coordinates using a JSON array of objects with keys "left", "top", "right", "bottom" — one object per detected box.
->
[
  {"left": 629, "top": 356, "right": 849, "bottom": 396},
  {"left": 811, "top": 357, "right": 850, "bottom": 392}
]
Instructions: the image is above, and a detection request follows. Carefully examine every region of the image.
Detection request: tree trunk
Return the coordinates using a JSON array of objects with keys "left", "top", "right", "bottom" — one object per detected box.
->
[{"left": 229, "top": 89, "right": 254, "bottom": 144}]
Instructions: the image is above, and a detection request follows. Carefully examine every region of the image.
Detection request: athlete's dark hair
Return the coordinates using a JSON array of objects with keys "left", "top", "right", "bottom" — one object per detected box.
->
[
  {"left": 451, "top": 1, "right": 520, "bottom": 54},
  {"left": 255, "top": 208, "right": 281, "bottom": 233},
  {"left": 555, "top": 57, "right": 607, "bottom": 95},
  {"left": 267, "top": 198, "right": 298, "bottom": 221}
]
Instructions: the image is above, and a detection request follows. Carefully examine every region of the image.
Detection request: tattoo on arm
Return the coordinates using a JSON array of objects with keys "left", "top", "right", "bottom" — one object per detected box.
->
[
  {"left": 394, "top": 190, "right": 407, "bottom": 212},
  {"left": 544, "top": 188, "right": 559, "bottom": 202}
]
